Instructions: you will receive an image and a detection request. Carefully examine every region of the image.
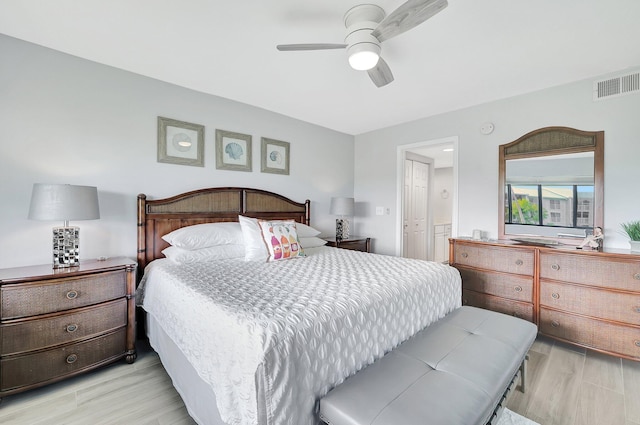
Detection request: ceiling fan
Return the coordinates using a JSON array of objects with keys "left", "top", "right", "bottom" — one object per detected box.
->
[{"left": 276, "top": 0, "right": 448, "bottom": 88}]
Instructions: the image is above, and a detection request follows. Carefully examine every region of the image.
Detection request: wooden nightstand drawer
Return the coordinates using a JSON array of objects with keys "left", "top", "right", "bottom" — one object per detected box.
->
[
  {"left": 1, "top": 299, "right": 127, "bottom": 355},
  {"left": 1, "top": 329, "right": 126, "bottom": 392},
  {"left": 1, "top": 270, "right": 126, "bottom": 320}
]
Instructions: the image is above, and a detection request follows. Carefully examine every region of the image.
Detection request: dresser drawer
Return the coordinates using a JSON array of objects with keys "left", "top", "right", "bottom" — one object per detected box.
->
[
  {"left": 458, "top": 267, "right": 533, "bottom": 303},
  {"left": 1, "top": 328, "right": 126, "bottom": 391},
  {"left": 540, "top": 251, "right": 640, "bottom": 291},
  {"left": 539, "top": 308, "right": 640, "bottom": 360},
  {"left": 1, "top": 299, "right": 127, "bottom": 356},
  {"left": 540, "top": 281, "right": 640, "bottom": 325},
  {"left": 462, "top": 289, "right": 534, "bottom": 322},
  {"left": 453, "top": 243, "right": 534, "bottom": 276},
  {"left": 1, "top": 270, "right": 126, "bottom": 319}
]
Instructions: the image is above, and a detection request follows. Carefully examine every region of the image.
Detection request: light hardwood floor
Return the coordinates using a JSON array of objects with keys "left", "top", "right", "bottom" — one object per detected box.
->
[{"left": 1, "top": 337, "right": 639, "bottom": 425}]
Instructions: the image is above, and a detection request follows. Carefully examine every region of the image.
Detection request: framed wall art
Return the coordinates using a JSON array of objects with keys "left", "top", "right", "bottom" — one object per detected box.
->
[
  {"left": 157, "top": 116, "right": 204, "bottom": 167},
  {"left": 215, "top": 129, "right": 252, "bottom": 171},
  {"left": 261, "top": 137, "right": 290, "bottom": 175}
]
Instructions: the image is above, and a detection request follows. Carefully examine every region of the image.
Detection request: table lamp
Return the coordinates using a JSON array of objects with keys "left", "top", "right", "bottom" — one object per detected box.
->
[
  {"left": 330, "top": 197, "right": 354, "bottom": 241},
  {"left": 28, "top": 183, "right": 100, "bottom": 268}
]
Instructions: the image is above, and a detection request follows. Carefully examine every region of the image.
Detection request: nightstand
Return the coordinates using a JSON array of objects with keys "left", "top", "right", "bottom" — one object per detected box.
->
[
  {"left": 324, "top": 236, "right": 371, "bottom": 253},
  {"left": 0, "top": 257, "right": 137, "bottom": 397}
]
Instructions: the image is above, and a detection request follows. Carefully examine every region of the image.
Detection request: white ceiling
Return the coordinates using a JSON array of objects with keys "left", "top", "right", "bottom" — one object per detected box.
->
[{"left": 1, "top": 0, "right": 639, "bottom": 135}]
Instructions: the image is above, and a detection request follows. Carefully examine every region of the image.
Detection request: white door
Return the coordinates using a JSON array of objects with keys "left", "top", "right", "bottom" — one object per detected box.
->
[{"left": 403, "top": 158, "right": 430, "bottom": 260}]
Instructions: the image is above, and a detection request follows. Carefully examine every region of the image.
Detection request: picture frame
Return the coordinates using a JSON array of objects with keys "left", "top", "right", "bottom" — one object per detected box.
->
[
  {"left": 157, "top": 117, "right": 204, "bottom": 167},
  {"left": 261, "top": 137, "right": 290, "bottom": 175},
  {"left": 215, "top": 129, "right": 252, "bottom": 172}
]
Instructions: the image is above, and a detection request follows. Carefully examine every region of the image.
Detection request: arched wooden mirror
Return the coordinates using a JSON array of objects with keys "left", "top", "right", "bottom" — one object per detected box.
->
[{"left": 498, "top": 126, "right": 604, "bottom": 244}]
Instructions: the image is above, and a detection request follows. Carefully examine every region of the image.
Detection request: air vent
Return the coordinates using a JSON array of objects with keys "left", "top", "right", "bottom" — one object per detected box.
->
[{"left": 593, "top": 72, "right": 640, "bottom": 101}]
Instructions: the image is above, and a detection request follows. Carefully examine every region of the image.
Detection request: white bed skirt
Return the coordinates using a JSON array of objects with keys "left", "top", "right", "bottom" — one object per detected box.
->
[{"left": 146, "top": 313, "right": 226, "bottom": 425}]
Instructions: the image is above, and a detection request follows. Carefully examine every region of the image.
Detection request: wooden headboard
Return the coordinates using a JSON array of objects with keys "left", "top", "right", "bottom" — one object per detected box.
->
[{"left": 137, "top": 187, "right": 311, "bottom": 271}]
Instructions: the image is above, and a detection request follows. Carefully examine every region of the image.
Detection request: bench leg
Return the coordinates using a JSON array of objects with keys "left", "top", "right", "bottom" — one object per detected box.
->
[{"left": 519, "top": 354, "right": 529, "bottom": 393}]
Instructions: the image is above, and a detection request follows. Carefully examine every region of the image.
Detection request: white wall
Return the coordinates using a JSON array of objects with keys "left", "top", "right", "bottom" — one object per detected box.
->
[
  {"left": 0, "top": 35, "right": 354, "bottom": 268},
  {"left": 355, "top": 68, "right": 640, "bottom": 255}
]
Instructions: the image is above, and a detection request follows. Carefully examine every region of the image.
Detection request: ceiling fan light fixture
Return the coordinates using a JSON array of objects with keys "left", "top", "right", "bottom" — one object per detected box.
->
[{"left": 347, "top": 43, "right": 380, "bottom": 71}]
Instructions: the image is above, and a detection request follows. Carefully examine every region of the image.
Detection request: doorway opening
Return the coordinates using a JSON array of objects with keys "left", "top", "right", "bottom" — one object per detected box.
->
[{"left": 396, "top": 136, "right": 458, "bottom": 261}]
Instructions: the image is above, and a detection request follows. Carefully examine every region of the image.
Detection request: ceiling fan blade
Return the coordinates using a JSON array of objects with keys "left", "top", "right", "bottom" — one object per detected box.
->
[
  {"left": 371, "top": 0, "right": 448, "bottom": 42},
  {"left": 368, "top": 57, "right": 394, "bottom": 88},
  {"left": 276, "top": 43, "right": 347, "bottom": 51}
]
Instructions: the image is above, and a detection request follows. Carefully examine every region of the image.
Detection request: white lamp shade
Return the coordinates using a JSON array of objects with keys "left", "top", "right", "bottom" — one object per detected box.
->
[
  {"left": 330, "top": 197, "right": 355, "bottom": 216},
  {"left": 28, "top": 184, "right": 100, "bottom": 221}
]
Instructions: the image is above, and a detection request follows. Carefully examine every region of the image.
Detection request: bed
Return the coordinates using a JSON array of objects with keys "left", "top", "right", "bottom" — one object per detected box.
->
[{"left": 136, "top": 187, "right": 462, "bottom": 425}]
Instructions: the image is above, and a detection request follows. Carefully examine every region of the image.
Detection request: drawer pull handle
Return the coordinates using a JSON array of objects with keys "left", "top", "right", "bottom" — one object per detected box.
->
[
  {"left": 66, "top": 290, "right": 79, "bottom": 300},
  {"left": 635, "top": 306, "right": 640, "bottom": 313},
  {"left": 551, "top": 264, "right": 560, "bottom": 271},
  {"left": 66, "top": 354, "right": 78, "bottom": 364},
  {"left": 634, "top": 273, "right": 640, "bottom": 280},
  {"left": 515, "top": 259, "right": 523, "bottom": 266},
  {"left": 514, "top": 286, "right": 523, "bottom": 292},
  {"left": 635, "top": 340, "right": 640, "bottom": 348},
  {"left": 66, "top": 324, "right": 78, "bottom": 333},
  {"left": 551, "top": 320, "right": 560, "bottom": 328},
  {"left": 461, "top": 252, "right": 469, "bottom": 258},
  {"left": 552, "top": 293, "right": 560, "bottom": 299}
]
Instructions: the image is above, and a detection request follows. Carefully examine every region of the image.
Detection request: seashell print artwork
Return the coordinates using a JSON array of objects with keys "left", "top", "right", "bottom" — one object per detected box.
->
[
  {"left": 225, "top": 142, "right": 244, "bottom": 160},
  {"left": 269, "top": 150, "right": 282, "bottom": 164},
  {"left": 172, "top": 133, "right": 192, "bottom": 152}
]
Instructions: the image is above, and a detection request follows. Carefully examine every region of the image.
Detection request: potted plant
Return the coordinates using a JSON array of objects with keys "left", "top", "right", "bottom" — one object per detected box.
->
[{"left": 621, "top": 220, "right": 640, "bottom": 252}]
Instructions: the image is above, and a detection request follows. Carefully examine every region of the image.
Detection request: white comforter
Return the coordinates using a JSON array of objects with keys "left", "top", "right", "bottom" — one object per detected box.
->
[{"left": 138, "top": 247, "right": 461, "bottom": 425}]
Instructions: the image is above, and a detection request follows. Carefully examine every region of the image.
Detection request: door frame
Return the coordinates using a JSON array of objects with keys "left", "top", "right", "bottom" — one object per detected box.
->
[{"left": 395, "top": 136, "right": 459, "bottom": 257}]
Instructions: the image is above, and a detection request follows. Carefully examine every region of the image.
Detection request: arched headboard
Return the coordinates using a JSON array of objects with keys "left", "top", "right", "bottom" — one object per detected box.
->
[{"left": 137, "top": 187, "right": 311, "bottom": 271}]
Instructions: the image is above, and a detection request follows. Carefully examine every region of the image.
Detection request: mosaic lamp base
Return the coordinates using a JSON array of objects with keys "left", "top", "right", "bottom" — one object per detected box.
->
[{"left": 53, "top": 226, "right": 80, "bottom": 268}]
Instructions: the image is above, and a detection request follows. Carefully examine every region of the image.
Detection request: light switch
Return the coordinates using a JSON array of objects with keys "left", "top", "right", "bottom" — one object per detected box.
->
[{"left": 376, "top": 207, "right": 384, "bottom": 216}]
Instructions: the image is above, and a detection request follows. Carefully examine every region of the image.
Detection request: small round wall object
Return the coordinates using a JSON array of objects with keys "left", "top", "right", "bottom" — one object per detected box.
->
[{"left": 480, "top": 122, "right": 495, "bottom": 135}]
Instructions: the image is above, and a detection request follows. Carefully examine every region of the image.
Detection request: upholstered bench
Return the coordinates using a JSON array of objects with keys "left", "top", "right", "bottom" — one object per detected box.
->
[{"left": 319, "top": 306, "right": 538, "bottom": 425}]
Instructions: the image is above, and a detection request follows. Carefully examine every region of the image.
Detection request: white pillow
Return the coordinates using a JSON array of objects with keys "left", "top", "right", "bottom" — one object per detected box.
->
[
  {"left": 258, "top": 220, "right": 305, "bottom": 261},
  {"left": 299, "top": 236, "right": 328, "bottom": 249},
  {"left": 162, "top": 222, "right": 243, "bottom": 250},
  {"left": 162, "top": 245, "right": 245, "bottom": 264},
  {"left": 238, "top": 215, "right": 268, "bottom": 261},
  {"left": 295, "top": 223, "right": 321, "bottom": 237}
]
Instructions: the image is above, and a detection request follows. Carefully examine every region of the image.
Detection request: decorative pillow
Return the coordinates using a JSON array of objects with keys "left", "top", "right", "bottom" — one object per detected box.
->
[
  {"left": 162, "top": 222, "right": 243, "bottom": 250},
  {"left": 295, "top": 223, "right": 321, "bottom": 237},
  {"left": 299, "top": 236, "right": 328, "bottom": 249},
  {"left": 162, "top": 245, "right": 245, "bottom": 264},
  {"left": 258, "top": 220, "right": 305, "bottom": 261},
  {"left": 238, "top": 215, "right": 269, "bottom": 261}
]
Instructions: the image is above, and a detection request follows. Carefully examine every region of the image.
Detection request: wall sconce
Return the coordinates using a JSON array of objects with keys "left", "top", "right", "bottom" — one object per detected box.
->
[
  {"left": 28, "top": 183, "right": 100, "bottom": 268},
  {"left": 330, "top": 197, "right": 354, "bottom": 241}
]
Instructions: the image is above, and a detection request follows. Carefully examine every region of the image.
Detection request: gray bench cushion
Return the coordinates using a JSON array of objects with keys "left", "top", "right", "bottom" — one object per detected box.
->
[{"left": 320, "top": 306, "right": 538, "bottom": 425}]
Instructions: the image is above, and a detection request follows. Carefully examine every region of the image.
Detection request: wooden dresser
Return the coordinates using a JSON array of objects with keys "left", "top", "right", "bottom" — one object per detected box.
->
[
  {"left": 451, "top": 239, "right": 535, "bottom": 323},
  {"left": 450, "top": 239, "right": 640, "bottom": 361},
  {"left": 0, "top": 257, "right": 137, "bottom": 397}
]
